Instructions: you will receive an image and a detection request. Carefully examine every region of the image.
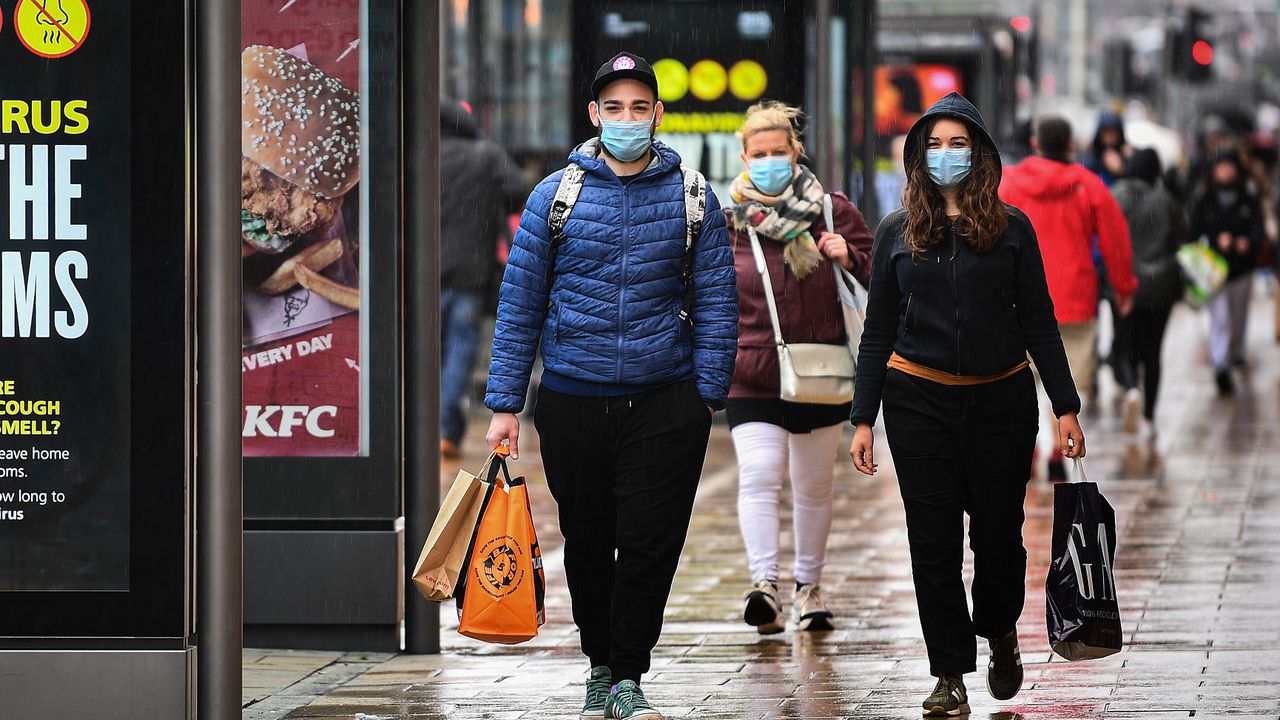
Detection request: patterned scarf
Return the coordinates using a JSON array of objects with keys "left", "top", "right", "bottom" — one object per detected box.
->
[{"left": 728, "top": 164, "right": 826, "bottom": 279}]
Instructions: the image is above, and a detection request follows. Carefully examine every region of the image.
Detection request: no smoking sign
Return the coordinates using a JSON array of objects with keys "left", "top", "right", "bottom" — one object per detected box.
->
[{"left": 13, "top": 0, "right": 91, "bottom": 59}]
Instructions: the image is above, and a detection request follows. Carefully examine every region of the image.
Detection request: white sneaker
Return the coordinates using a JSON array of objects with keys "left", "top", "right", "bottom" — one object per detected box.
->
[
  {"left": 1121, "top": 388, "right": 1142, "bottom": 434},
  {"left": 793, "top": 584, "right": 834, "bottom": 632},
  {"left": 743, "top": 580, "right": 785, "bottom": 635}
]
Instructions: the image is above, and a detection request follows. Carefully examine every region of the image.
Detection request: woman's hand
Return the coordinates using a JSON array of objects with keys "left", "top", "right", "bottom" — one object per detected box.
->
[
  {"left": 1058, "top": 412, "right": 1086, "bottom": 459},
  {"left": 818, "top": 232, "right": 854, "bottom": 271},
  {"left": 849, "top": 423, "right": 878, "bottom": 475}
]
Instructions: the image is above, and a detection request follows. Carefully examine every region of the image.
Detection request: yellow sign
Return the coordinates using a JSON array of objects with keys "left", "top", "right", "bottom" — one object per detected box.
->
[
  {"left": 689, "top": 60, "right": 728, "bottom": 102},
  {"left": 729, "top": 60, "right": 768, "bottom": 101},
  {"left": 14, "top": 0, "right": 91, "bottom": 59},
  {"left": 652, "top": 58, "right": 689, "bottom": 103}
]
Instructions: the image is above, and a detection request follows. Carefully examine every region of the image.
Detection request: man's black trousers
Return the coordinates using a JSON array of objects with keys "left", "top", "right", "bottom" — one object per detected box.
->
[
  {"left": 881, "top": 368, "right": 1039, "bottom": 677},
  {"left": 534, "top": 379, "right": 712, "bottom": 684}
]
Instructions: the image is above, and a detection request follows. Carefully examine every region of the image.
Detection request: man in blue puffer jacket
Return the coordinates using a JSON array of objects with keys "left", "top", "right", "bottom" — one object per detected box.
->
[{"left": 484, "top": 52, "right": 736, "bottom": 719}]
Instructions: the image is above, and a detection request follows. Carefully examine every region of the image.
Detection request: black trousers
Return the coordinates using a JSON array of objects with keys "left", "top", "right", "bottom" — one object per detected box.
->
[
  {"left": 534, "top": 379, "right": 712, "bottom": 684},
  {"left": 1112, "top": 303, "right": 1173, "bottom": 420},
  {"left": 881, "top": 368, "right": 1038, "bottom": 676}
]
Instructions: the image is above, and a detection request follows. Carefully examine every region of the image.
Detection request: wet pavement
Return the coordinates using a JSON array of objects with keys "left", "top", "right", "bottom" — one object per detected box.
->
[{"left": 245, "top": 293, "right": 1280, "bottom": 719}]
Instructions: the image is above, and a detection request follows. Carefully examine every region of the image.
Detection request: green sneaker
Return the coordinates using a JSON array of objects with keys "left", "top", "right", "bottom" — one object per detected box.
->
[
  {"left": 922, "top": 674, "right": 969, "bottom": 717},
  {"left": 604, "top": 679, "right": 663, "bottom": 719},
  {"left": 581, "top": 666, "right": 612, "bottom": 719}
]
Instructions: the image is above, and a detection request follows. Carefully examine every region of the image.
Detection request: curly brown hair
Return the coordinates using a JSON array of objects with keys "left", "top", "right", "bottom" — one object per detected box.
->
[{"left": 902, "top": 118, "right": 1008, "bottom": 254}]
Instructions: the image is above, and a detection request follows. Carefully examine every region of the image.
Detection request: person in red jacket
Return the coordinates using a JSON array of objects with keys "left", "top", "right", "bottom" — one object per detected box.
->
[
  {"left": 999, "top": 116, "right": 1138, "bottom": 480},
  {"left": 724, "top": 101, "right": 873, "bottom": 636}
]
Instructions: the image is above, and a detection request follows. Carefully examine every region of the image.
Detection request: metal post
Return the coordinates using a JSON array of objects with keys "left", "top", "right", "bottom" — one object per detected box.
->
[
  {"left": 196, "top": 0, "right": 243, "bottom": 716},
  {"left": 860, "top": 0, "right": 880, "bottom": 224},
  {"left": 404, "top": 0, "right": 443, "bottom": 655},
  {"left": 814, "top": 0, "right": 835, "bottom": 185}
]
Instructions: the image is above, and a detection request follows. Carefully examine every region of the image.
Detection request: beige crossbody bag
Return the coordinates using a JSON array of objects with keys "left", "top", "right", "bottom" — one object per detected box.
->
[{"left": 746, "top": 219, "right": 855, "bottom": 405}]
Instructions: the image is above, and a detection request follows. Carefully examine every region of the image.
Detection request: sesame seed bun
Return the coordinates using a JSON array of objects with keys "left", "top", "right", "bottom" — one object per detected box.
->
[{"left": 241, "top": 45, "right": 360, "bottom": 199}]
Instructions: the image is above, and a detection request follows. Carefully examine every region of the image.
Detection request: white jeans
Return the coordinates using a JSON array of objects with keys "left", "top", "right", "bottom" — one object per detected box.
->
[
  {"left": 732, "top": 422, "right": 843, "bottom": 586},
  {"left": 1209, "top": 275, "right": 1252, "bottom": 370}
]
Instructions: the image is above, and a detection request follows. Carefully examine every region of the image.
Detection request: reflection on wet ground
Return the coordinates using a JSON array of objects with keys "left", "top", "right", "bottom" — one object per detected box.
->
[{"left": 246, "top": 299, "right": 1280, "bottom": 718}]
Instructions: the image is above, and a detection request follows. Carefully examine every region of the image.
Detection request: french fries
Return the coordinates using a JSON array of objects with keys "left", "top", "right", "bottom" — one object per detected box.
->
[
  {"left": 293, "top": 263, "right": 361, "bottom": 310},
  {"left": 256, "top": 237, "right": 345, "bottom": 295}
]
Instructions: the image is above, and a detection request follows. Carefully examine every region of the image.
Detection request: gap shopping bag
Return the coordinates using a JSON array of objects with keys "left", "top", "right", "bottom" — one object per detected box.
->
[
  {"left": 1046, "top": 459, "right": 1123, "bottom": 660},
  {"left": 410, "top": 450, "right": 506, "bottom": 602},
  {"left": 455, "top": 451, "right": 545, "bottom": 644}
]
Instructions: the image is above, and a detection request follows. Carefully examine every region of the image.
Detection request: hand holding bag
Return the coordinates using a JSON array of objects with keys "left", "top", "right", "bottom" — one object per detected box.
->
[
  {"left": 410, "top": 450, "right": 502, "bottom": 602},
  {"left": 1046, "top": 459, "right": 1124, "bottom": 660},
  {"left": 747, "top": 224, "right": 855, "bottom": 405}
]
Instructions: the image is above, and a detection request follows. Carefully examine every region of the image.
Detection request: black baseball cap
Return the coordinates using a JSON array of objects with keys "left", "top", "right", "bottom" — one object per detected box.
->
[{"left": 591, "top": 52, "right": 659, "bottom": 100}]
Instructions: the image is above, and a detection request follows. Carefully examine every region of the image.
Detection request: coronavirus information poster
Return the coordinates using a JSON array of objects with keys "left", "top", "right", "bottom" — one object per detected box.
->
[{"left": 0, "top": 0, "right": 131, "bottom": 591}]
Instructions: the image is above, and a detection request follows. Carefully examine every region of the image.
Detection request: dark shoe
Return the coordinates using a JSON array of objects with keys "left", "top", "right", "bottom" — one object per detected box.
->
[
  {"left": 1215, "top": 370, "right": 1234, "bottom": 396},
  {"left": 743, "top": 580, "right": 785, "bottom": 634},
  {"left": 1047, "top": 457, "right": 1067, "bottom": 483},
  {"left": 922, "top": 674, "right": 969, "bottom": 717},
  {"left": 986, "top": 630, "right": 1023, "bottom": 701},
  {"left": 580, "top": 666, "right": 612, "bottom": 719},
  {"left": 604, "top": 680, "right": 663, "bottom": 719}
]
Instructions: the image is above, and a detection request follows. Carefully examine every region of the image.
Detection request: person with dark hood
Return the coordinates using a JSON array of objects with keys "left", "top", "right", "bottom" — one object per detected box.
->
[
  {"left": 849, "top": 93, "right": 1086, "bottom": 716},
  {"left": 1110, "top": 149, "right": 1188, "bottom": 435},
  {"left": 1189, "top": 150, "right": 1265, "bottom": 394},
  {"left": 1084, "top": 110, "right": 1130, "bottom": 186},
  {"left": 438, "top": 99, "right": 528, "bottom": 459}
]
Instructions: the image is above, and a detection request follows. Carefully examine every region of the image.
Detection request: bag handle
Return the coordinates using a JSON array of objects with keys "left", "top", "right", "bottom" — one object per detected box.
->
[
  {"left": 1071, "top": 456, "right": 1088, "bottom": 483},
  {"left": 822, "top": 193, "right": 834, "bottom": 235},
  {"left": 482, "top": 447, "right": 514, "bottom": 488},
  {"left": 746, "top": 226, "right": 786, "bottom": 348}
]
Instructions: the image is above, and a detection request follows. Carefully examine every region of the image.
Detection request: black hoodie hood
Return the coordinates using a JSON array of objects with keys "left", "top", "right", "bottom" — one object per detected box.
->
[
  {"left": 904, "top": 92, "right": 1000, "bottom": 176},
  {"left": 441, "top": 99, "right": 480, "bottom": 139}
]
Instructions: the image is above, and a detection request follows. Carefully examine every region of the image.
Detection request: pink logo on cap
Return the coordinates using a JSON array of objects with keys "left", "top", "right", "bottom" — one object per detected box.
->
[{"left": 613, "top": 56, "right": 636, "bottom": 71}]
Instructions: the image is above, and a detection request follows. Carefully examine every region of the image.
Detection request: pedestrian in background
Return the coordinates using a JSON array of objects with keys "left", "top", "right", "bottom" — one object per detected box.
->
[
  {"left": 724, "top": 101, "right": 873, "bottom": 636},
  {"left": 1190, "top": 150, "right": 1265, "bottom": 395},
  {"left": 849, "top": 93, "right": 1085, "bottom": 717},
  {"left": 485, "top": 53, "right": 737, "bottom": 720},
  {"left": 1110, "top": 149, "right": 1188, "bottom": 437},
  {"left": 999, "top": 116, "right": 1137, "bottom": 481},
  {"left": 439, "top": 100, "right": 528, "bottom": 459},
  {"left": 1084, "top": 110, "right": 1130, "bottom": 186}
]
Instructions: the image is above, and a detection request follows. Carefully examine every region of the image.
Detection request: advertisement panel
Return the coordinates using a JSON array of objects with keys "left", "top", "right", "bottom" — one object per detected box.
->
[
  {"left": 0, "top": 0, "right": 132, "bottom": 592},
  {"left": 241, "top": 0, "right": 366, "bottom": 457},
  {"left": 575, "top": 1, "right": 806, "bottom": 189}
]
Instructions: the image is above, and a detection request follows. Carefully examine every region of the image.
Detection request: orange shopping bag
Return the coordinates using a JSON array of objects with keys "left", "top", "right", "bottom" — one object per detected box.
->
[{"left": 455, "top": 449, "right": 546, "bottom": 644}]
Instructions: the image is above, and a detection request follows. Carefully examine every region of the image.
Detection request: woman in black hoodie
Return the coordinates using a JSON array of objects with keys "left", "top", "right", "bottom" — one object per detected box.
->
[{"left": 849, "top": 93, "right": 1085, "bottom": 716}]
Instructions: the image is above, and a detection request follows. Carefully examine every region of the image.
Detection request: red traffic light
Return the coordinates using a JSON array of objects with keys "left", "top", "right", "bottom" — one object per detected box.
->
[
  {"left": 1010, "top": 16, "right": 1032, "bottom": 32},
  {"left": 1192, "top": 40, "right": 1214, "bottom": 65}
]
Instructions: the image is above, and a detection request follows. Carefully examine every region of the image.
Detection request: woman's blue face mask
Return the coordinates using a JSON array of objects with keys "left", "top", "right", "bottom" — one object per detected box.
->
[
  {"left": 926, "top": 148, "right": 972, "bottom": 188},
  {"left": 749, "top": 156, "right": 795, "bottom": 195},
  {"left": 599, "top": 117, "right": 654, "bottom": 162}
]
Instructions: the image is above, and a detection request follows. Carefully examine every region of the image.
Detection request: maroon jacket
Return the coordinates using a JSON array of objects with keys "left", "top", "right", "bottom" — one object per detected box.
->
[{"left": 728, "top": 192, "right": 873, "bottom": 399}]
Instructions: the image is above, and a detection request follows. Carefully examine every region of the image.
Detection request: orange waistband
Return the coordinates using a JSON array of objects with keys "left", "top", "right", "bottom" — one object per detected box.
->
[{"left": 887, "top": 352, "right": 1030, "bottom": 387}]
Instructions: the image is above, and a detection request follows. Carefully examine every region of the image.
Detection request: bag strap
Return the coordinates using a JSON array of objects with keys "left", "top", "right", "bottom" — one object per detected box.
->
[
  {"left": 822, "top": 193, "right": 834, "bottom": 235},
  {"left": 481, "top": 449, "right": 514, "bottom": 488},
  {"left": 678, "top": 166, "right": 706, "bottom": 324},
  {"left": 545, "top": 162, "right": 587, "bottom": 295},
  {"left": 746, "top": 226, "right": 786, "bottom": 348},
  {"left": 1071, "top": 456, "right": 1088, "bottom": 483}
]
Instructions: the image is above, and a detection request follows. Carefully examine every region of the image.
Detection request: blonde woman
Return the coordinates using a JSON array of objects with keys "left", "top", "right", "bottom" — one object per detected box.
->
[{"left": 724, "top": 101, "right": 872, "bottom": 634}]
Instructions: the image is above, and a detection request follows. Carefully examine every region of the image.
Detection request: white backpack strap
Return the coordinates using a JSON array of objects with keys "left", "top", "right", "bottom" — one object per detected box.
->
[
  {"left": 545, "top": 163, "right": 586, "bottom": 292},
  {"left": 678, "top": 167, "right": 707, "bottom": 323}
]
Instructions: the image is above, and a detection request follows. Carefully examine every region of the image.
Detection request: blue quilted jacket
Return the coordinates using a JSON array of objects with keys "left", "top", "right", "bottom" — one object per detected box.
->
[{"left": 485, "top": 139, "right": 738, "bottom": 412}]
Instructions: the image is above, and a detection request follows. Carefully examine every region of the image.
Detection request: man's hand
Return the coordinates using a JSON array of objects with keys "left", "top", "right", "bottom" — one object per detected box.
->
[
  {"left": 1115, "top": 293, "right": 1134, "bottom": 318},
  {"left": 1059, "top": 412, "right": 1086, "bottom": 459},
  {"left": 849, "top": 423, "right": 877, "bottom": 475},
  {"left": 486, "top": 412, "right": 521, "bottom": 460},
  {"left": 817, "top": 232, "right": 854, "bottom": 271}
]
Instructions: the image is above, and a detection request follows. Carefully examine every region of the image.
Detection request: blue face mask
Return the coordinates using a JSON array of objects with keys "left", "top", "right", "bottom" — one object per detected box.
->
[
  {"left": 749, "top": 156, "right": 795, "bottom": 195},
  {"left": 926, "top": 148, "right": 972, "bottom": 188},
  {"left": 599, "top": 117, "right": 654, "bottom": 162}
]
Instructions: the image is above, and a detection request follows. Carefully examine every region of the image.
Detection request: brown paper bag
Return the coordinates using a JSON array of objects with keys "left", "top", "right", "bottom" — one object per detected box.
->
[{"left": 410, "top": 451, "right": 502, "bottom": 602}]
